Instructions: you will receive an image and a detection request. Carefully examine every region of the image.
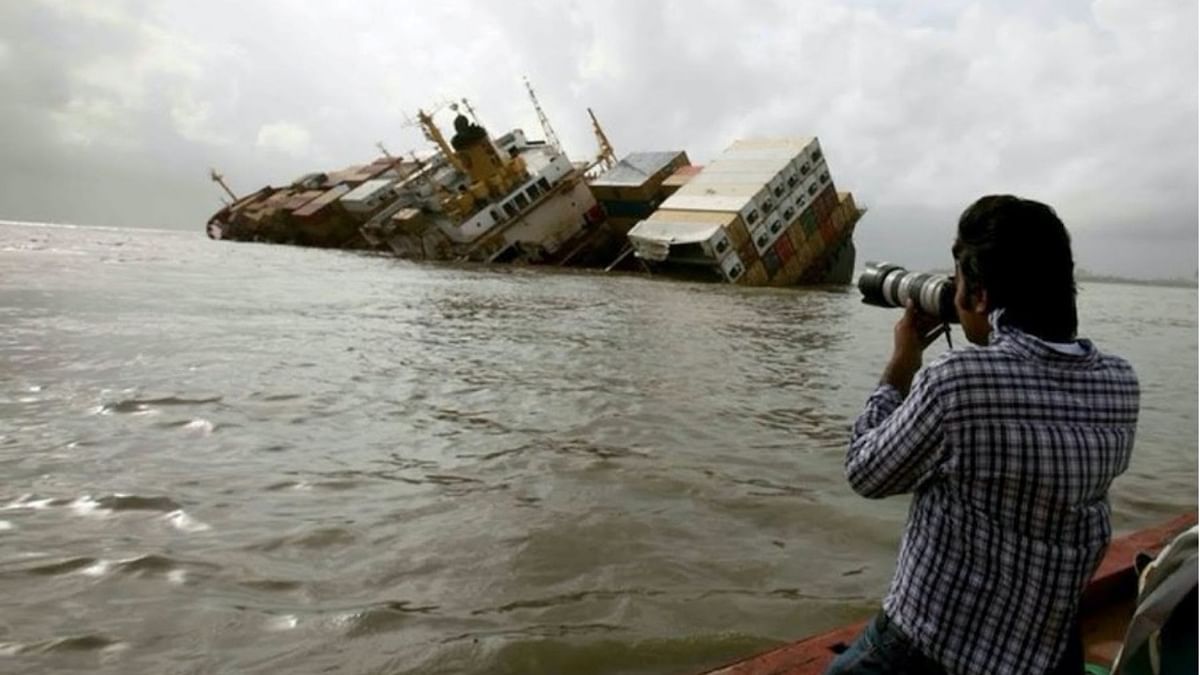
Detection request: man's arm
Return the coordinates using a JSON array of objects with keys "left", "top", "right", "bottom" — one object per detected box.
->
[
  {"left": 846, "top": 369, "right": 946, "bottom": 498},
  {"left": 845, "top": 302, "right": 949, "bottom": 498}
]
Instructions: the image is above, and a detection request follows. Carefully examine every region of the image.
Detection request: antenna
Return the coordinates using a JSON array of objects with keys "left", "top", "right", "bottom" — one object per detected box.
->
[
  {"left": 524, "top": 76, "right": 562, "bottom": 151},
  {"left": 209, "top": 168, "right": 237, "bottom": 202}
]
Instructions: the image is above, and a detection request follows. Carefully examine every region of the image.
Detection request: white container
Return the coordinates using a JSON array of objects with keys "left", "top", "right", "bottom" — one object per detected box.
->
[
  {"left": 751, "top": 222, "right": 773, "bottom": 254},
  {"left": 720, "top": 251, "right": 746, "bottom": 282},
  {"left": 702, "top": 227, "right": 734, "bottom": 260}
]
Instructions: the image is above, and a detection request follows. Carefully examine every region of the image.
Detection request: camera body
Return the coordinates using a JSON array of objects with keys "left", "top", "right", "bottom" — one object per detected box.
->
[{"left": 857, "top": 262, "right": 959, "bottom": 324}]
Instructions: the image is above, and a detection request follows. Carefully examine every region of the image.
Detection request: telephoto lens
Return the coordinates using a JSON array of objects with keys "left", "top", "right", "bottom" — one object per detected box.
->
[{"left": 857, "top": 262, "right": 958, "bottom": 324}]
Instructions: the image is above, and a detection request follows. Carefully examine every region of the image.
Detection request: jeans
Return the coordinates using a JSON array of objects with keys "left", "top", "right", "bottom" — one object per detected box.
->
[
  {"left": 823, "top": 612, "right": 945, "bottom": 675},
  {"left": 824, "top": 611, "right": 1085, "bottom": 675}
]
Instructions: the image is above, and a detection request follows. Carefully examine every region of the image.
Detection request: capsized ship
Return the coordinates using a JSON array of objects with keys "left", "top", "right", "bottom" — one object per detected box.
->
[
  {"left": 207, "top": 107, "right": 620, "bottom": 267},
  {"left": 205, "top": 91, "right": 864, "bottom": 287}
]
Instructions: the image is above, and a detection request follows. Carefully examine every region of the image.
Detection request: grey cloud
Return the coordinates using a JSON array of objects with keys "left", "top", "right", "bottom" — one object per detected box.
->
[{"left": 0, "top": 0, "right": 1194, "bottom": 277}]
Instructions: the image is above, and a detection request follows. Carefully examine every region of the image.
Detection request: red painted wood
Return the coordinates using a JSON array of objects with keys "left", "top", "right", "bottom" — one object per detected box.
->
[{"left": 699, "top": 513, "right": 1197, "bottom": 675}]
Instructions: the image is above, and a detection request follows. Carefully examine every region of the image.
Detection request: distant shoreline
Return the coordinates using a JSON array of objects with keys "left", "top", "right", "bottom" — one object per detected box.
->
[
  {"left": 927, "top": 267, "right": 1196, "bottom": 290},
  {"left": 1076, "top": 275, "right": 1196, "bottom": 289}
]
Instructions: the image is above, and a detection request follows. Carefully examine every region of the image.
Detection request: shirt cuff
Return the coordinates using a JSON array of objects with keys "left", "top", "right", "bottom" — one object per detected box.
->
[
  {"left": 870, "top": 383, "right": 903, "bottom": 407},
  {"left": 853, "top": 384, "right": 905, "bottom": 436}
]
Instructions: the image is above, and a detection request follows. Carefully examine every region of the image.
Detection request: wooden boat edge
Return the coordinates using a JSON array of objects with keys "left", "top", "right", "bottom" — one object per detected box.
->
[{"left": 699, "top": 512, "right": 1198, "bottom": 675}]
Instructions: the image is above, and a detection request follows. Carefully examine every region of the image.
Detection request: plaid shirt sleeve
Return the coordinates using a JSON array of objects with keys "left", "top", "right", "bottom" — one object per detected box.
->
[{"left": 846, "top": 366, "right": 947, "bottom": 498}]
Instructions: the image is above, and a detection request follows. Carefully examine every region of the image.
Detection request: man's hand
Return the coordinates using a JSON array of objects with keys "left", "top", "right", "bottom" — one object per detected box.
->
[{"left": 882, "top": 301, "right": 947, "bottom": 396}]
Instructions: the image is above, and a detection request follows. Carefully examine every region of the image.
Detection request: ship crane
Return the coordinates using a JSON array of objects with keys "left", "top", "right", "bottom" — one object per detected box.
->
[
  {"left": 587, "top": 107, "right": 617, "bottom": 174},
  {"left": 523, "top": 76, "right": 562, "bottom": 151},
  {"left": 209, "top": 168, "right": 237, "bottom": 203},
  {"left": 402, "top": 102, "right": 469, "bottom": 176}
]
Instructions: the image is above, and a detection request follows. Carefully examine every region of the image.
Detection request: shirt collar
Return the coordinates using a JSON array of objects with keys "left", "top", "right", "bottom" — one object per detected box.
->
[{"left": 987, "top": 308, "right": 1100, "bottom": 368}]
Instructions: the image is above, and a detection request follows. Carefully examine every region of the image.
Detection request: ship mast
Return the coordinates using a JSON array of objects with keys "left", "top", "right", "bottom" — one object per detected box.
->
[
  {"left": 376, "top": 141, "right": 407, "bottom": 174},
  {"left": 588, "top": 107, "right": 616, "bottom": 173},
  {"left": 460, "top": 98, "right": 479, "bottom": 124},
  {"left": 209, "top": 168, "right": 237, "bottom": 203},
  {"left": 523, "top": 76, "right": 562, "bottom": 152}
]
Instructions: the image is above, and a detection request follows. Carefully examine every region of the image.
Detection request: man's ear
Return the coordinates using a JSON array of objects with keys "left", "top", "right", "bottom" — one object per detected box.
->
[{"left": 972, "top": 288, "right": 989, "bottom": 314}]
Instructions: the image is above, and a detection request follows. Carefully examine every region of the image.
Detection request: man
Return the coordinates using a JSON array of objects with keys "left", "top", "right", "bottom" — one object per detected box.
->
[{"left": 826, "top": 195, "right": 1140, "bottom": 675}]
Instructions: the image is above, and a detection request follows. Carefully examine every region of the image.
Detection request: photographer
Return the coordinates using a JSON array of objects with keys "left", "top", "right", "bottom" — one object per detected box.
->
[{"left": 826, "top": 196, "right": 1140, "bottom": 675}]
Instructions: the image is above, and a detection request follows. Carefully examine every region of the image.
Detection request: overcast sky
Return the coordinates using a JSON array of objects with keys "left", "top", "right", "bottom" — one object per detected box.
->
[{"left": 1, "top": 0, "right": 1196, "bottom": 278}]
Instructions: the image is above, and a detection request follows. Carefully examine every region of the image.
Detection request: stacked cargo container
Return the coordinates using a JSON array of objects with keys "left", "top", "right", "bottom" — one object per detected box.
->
[
  {"left": 588, "top": 152, "right": 692, "bottom": 235},
  {"left": 626, "top": 138, "right": 864, "bottom": 286}
]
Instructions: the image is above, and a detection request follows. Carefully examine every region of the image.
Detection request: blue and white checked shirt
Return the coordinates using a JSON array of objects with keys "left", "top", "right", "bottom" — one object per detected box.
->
[{"left": 847, "top": 320, "right": 1139, "bottom": 675}]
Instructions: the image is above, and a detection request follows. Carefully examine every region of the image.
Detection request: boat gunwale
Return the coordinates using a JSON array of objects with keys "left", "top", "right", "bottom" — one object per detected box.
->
[{"left": 698, "top": 512, "right": 1198, "bottom": 675}]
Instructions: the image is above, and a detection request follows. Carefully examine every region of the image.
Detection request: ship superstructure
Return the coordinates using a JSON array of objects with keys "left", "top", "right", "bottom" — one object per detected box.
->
[{"left": 360, "top": 112, "right": 605, "bottom": 264}]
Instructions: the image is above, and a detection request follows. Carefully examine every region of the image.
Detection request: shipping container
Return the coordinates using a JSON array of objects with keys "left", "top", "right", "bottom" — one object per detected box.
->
[
  {"left": 737, "top": 239, "right": 757, "bottom": 267},
  {"left": 818, "top": 185, "right": 837, "bottom": 213},
  {"left": 752, "top": 221, "right": 774, "bottom": 254},
  {"left": 590, "top": 151, "right": 691, "bottom": 203},
  {"left": 720, "top": 251, "right": 746, "bottom": 282},
  {"left": 726, "top": 218, "right": 751, "bottom": 252},
  {"left": 792, "top": 236, "right": 813, "bottom": 268},
  {"left": 628, "top": 215, "right": 738, "bottom": 263},
  {"left": 774, "top": 233, "right": 795, "bottom": 264},
  {"left": 661, "top": 164, "right": 704, "bottom": 190},
  {"left": 706, "top": 227, "right": 734, "bottom": 260},
  {"left": 763, "top": 248, "right": 782, "bottom": 277},
  {"left": 739, "top": 259, "right": 769, "bottom": 286},
  {"left": 780, "top": 249, "right": 805, "bottom": 281},
  {"left": 801, "top": 208, "right": 818, "bottom": 236},
  {"left": 821, "top": 218, "right": 838, "bottom": 247},
  {"left": 730, "top": 137, "right": 817, "bottom": 152},
  {"left": 837, "top": 191, "right": 857, "bottom": 214},
  {"left": 831, "top": 202, "right": 846, "bottom": 231},
  {"left": 786, "top": 220, "right": 807, "bottom": 251},
  {"left": 690, "top": 168, "right": 781, "bottom": 186}
]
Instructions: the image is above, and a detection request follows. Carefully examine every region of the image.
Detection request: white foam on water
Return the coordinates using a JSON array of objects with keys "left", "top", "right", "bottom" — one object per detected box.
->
[
  {"left": 69, "top": 495, "right": 108, "bottom": 517},
  {"left": 164, "top": 510, "right": 211, "bottom": 533},
  {"left": 2, "top": 495, "right": 55, "bottom": 511},
  {"left": 99, "top": 641, "right": 130, "bottom": 663},
  {"left": 330, "top": 612, "right": 358, "bottom": 630},
  {"left": 183, "top": 418, "right": 214, "bottom": 436},
  {"left": 28, "top": 385, "right": 42, "bottom": 392},
  {"left": 0, "top": 642, "right": 22, "bottom": 656},
  {"left": 81, "top": 560, "right": 112, "bottom": 577},
  {"left": 166, "top": 569, "right": 187, "bottom": 585},
  {"left": 0, "top": 520, "right": 13, "bottom": 531},
  {"left": 265, "top": 614, "right": 299, "bottom": 632}
]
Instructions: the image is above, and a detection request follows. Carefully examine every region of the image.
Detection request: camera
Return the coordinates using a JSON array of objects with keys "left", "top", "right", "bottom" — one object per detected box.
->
[{"left": 857, "top": 262, "right": 958, "bottom": 324}]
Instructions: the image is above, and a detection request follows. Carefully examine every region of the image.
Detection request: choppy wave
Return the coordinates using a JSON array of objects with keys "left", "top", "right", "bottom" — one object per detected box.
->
[
  {"left": 96, "top": 396, "right": 222, "bottom": 416},
  {"left": 0, "top": 634, "right": 126, "bottom": 655},
  {"left": 2, "top": 494, "right": 211, "bottom": 533}
]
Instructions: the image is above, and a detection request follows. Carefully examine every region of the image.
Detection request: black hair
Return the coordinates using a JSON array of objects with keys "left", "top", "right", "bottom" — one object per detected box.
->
[{"left": 952, "top": 195, "right": 1078, "bottom": 341}]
